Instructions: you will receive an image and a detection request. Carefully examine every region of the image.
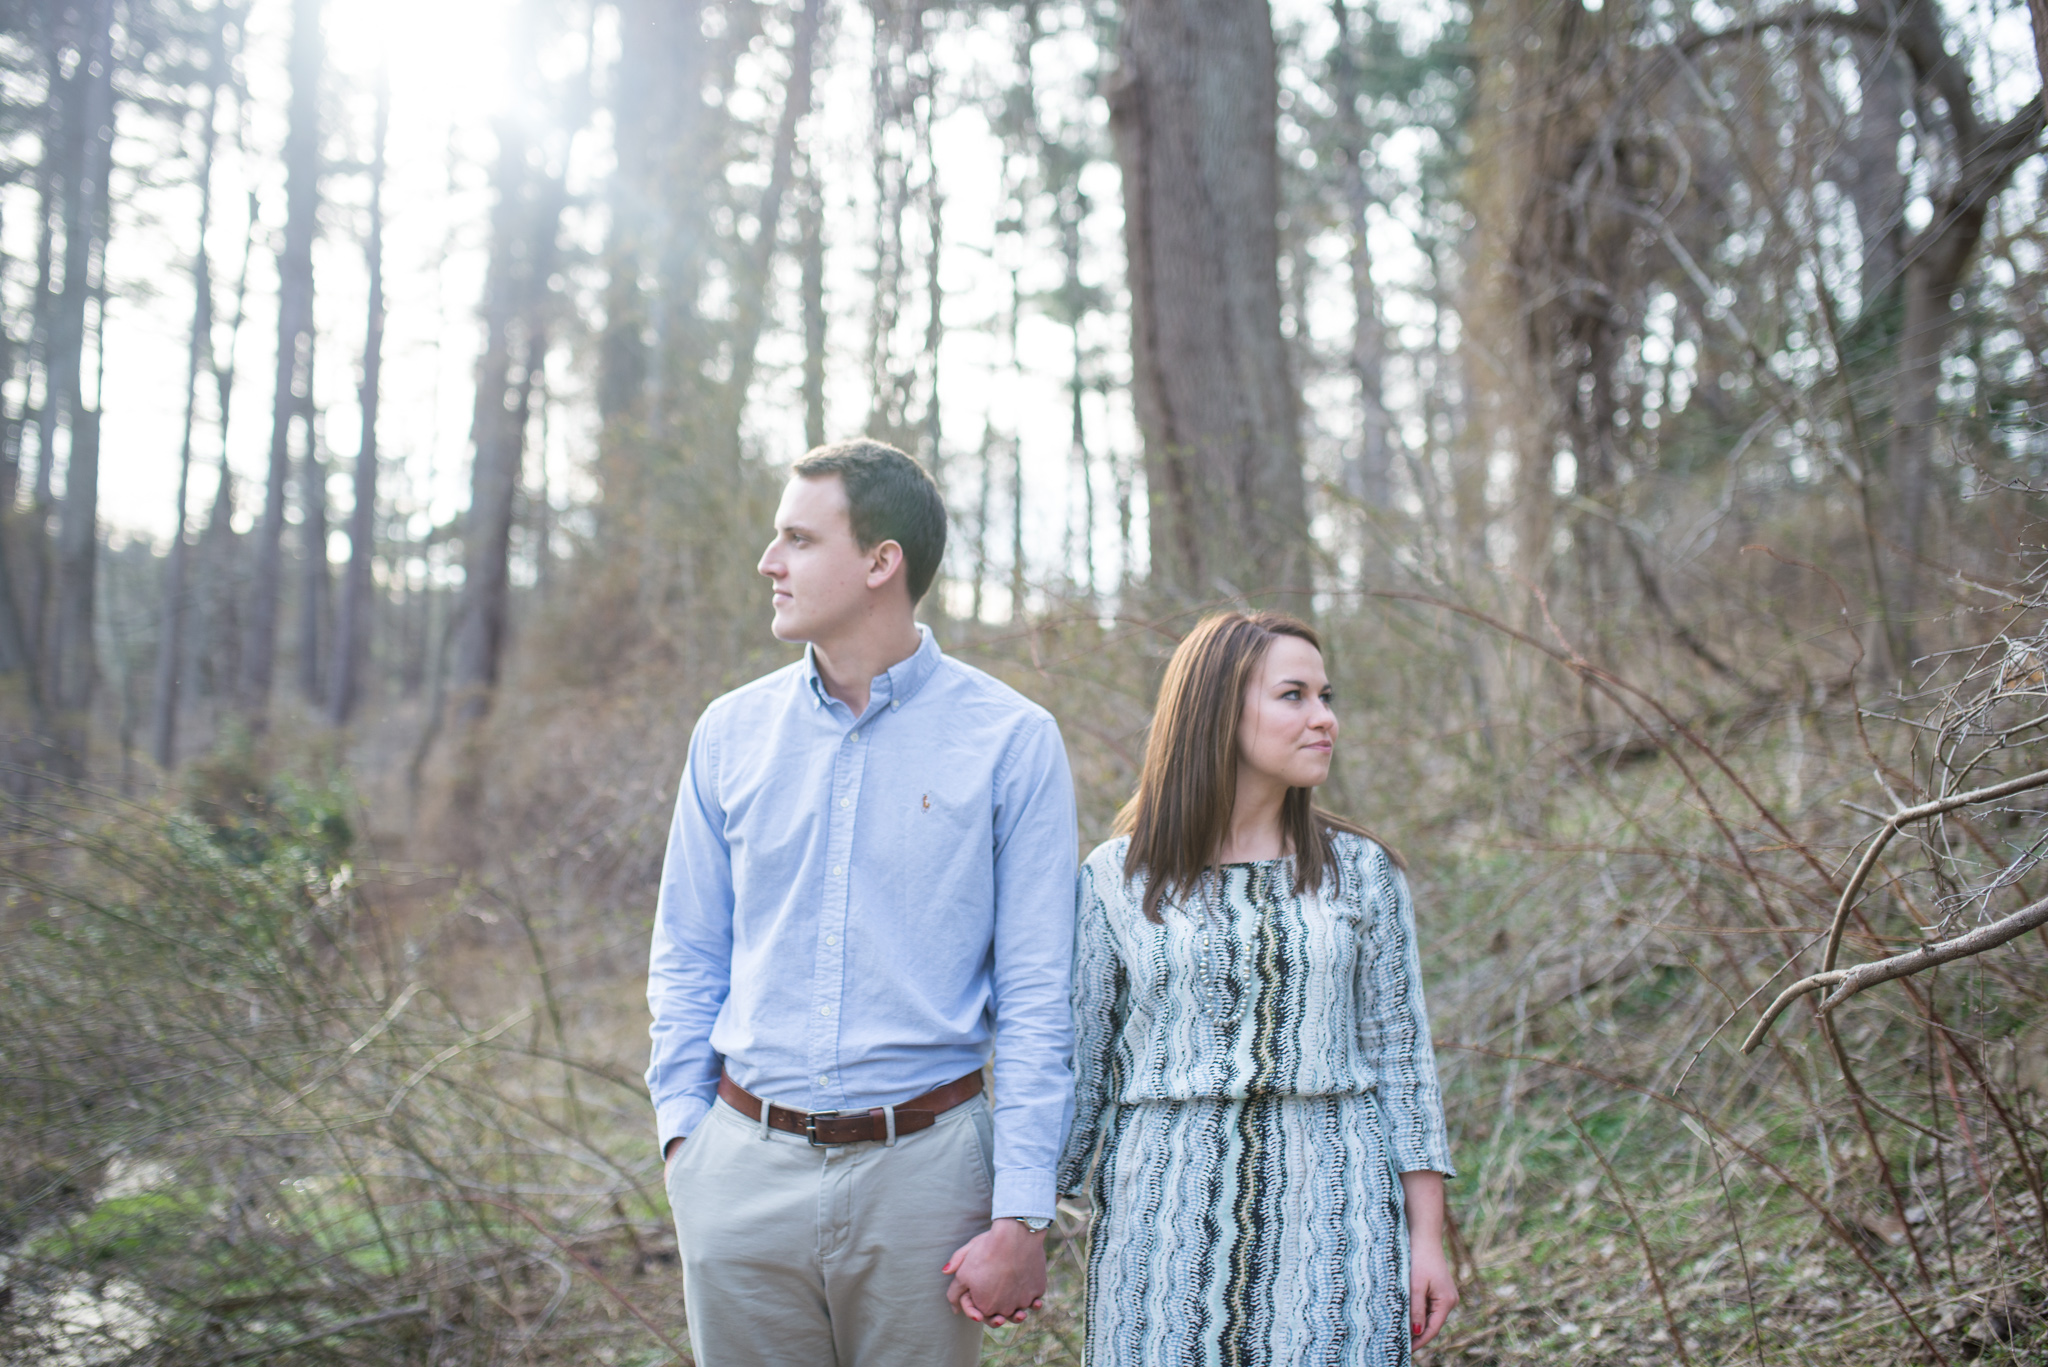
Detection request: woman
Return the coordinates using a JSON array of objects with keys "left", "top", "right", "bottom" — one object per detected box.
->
[{"left": 1058, "top": 611, "right": 1457, "bottom": 1365}]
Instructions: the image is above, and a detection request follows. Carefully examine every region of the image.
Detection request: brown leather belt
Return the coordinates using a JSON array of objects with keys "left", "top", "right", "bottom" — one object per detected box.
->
[{"left": 717, "top": 1068, "right": 983, "bottom": 1146}]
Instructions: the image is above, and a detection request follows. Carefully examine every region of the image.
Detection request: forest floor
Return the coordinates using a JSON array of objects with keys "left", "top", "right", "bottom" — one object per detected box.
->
[{"left": 357, "top": 838, "right": 2048, "bottom": 1367}]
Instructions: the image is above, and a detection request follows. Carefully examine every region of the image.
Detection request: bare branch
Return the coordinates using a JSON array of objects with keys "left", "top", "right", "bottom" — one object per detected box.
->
[{"left": 1744, "top": 891, "right": 2048, "bottom": 1051}]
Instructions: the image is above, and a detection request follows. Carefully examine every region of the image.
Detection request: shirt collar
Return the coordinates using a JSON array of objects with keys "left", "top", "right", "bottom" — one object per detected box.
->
[{"left": 803, "top": 623, "right": 943, "bottom": 712}]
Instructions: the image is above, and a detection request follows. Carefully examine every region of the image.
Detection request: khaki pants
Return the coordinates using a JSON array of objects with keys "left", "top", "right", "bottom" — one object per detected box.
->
[{"left": 665, "top": 1094, "right": 994, "bottom": 1367}]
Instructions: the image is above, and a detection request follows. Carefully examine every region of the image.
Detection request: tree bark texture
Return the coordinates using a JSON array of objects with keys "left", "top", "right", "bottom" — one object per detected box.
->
[
  {"left": 241, "top": 0, "right": 321, "bottom": 713},
  {"left": 328, "top": 72, "right": 387, "bottom": 728},
  {"left": 1108, "top": 0, "right": 1308, "bottom": 603}
]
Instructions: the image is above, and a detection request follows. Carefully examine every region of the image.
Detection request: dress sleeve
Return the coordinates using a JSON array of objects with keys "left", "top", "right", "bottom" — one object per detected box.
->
[
  {"left": 1356, "top": 843, "right": 1457, "bottom": 1177},
  {"left": 1057, "top": 855, "right": 1121, "bottom": 1196}
]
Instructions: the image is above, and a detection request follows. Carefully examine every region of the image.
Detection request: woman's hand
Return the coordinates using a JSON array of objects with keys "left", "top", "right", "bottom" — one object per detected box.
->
[
  {"left": 1409, "top": 1241, "right": 1457, "bottom": 1348},
  {"left": 1400, "top": 1170, "right": 1458, "bottom": 1349}
]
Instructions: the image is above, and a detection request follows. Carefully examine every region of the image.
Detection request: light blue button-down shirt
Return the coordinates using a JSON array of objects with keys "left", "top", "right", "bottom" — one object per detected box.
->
[{"left": 646, "top": 626, "right": 1079, "bottom": 1220}]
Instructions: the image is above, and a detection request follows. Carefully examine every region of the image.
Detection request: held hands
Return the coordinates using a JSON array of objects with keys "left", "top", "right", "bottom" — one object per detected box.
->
[{"left": 942, "top": 1219, "right": 1048, "bottom": 1328}]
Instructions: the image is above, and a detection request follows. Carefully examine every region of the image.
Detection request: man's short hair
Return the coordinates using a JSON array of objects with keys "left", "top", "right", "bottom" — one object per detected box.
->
[{"left": 792, "top": 440, "right": 948, "bottom": 604}]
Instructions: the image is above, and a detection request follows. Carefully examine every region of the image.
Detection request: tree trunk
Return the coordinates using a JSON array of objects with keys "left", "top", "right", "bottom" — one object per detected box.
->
[
  {"left": 193, "top": 460, "right": 239, "bottom": 703},
  {"left": 1108, "top": 0, "right": 1308, "bottom": 603},
  {"left": 1330, "top": 0, "right": 1396, "bottom": 509},
  {"left": 599, "top": 0, "right": 714, "bottom": 455},
  {"left": 295, "top": 392, "right": 327, "bottom": 702},
  {"left": 449, "top": 106, "right": 563, "bottom": 724},
  {"left": 328, "top": 72, "right": 387, "bottom": 728},
  {"left": 597, "top": 0, "right": 712, "bottom": 503},
  {"left": 0, "top": 512, "right": 43, "bottom": 731},
  {"left": 46, "top": 0, "right": 116, "bottom": 758},
  {"left": 723, "top": 0, "right": 823, "bottom": 458},
  {"left": 1060, "top": 186, "right": 1092, "bottom": 595},
  {"left": 50, "top": 407, "right": 99, "bottom": 733},
  {"left": 1840, "top": 30, "right": 1910, "bottom": 316},
  {"left": 192, "top": 189, "right": 258, "bottom": 709},
  {"left": 149, "top": 68, "right": 221, "bottom": 770},
  {"left": 800, "top": 157, "right": 826, "bottom": 451},
  {"left": 241, "top": 0, "right": 321, "bottom": 714},
  {"left": 26, "top": 4, "right": 64, "bottom": 521},
  {"left": 0, "top": 194, "right": 18, "bottom": 512},
  {"left": 2028, "top": 0, "right": 2048, "bottom": 91},
  {"left": 1879, "top": 0, "right": 2045, "bottom": 664},
  {"left": 1009, "top": 432, "right": 1026, "bottom": 621}
]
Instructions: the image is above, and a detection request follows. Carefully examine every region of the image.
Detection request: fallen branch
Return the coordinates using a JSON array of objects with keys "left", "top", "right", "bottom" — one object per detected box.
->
[{"left": 1744, "top": 892, "right": 2048, "bottom": 1052}]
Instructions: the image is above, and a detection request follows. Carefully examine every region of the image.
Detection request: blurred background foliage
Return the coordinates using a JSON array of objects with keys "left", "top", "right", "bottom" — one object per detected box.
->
[{"left": 1, "top": 0, "right": 2047, "bottom": 1361}]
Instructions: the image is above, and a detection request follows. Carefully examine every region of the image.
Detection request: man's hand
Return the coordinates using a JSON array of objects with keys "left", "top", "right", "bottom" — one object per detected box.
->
[{"left": 941, "top": 1219, "right": 1047, "bottom": 1327}]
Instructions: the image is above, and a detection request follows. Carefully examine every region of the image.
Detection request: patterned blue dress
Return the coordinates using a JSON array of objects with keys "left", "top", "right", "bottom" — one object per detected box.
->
[{"left": 1057, "top": 833, "right": 1455, "bottom": 1367}]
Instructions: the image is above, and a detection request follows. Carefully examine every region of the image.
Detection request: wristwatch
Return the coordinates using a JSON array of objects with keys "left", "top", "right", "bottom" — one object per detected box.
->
[{"left": 1012, "top": 1216, "right": 1052, "bottom": 1234}]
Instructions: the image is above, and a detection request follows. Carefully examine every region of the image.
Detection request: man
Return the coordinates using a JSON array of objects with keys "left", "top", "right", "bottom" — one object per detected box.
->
[{"left": 647, "top": 439, "right": 1078, "bottom": 1367}]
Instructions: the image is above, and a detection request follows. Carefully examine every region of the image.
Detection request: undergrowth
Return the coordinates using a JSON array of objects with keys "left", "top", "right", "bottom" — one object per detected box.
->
[{"left": 6, "top": 559, "right": 2048, "bottom": 1364}]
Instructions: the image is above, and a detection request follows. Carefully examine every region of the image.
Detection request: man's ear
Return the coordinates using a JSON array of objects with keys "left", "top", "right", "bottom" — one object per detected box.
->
[{"left": 865, "top": 539, "right": 907, "bottom": 592}]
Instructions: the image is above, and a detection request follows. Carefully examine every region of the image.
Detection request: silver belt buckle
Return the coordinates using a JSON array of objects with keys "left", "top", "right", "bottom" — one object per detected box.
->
[{"left": 802, "top": 1109, "right": 842, "bottom": 1146}]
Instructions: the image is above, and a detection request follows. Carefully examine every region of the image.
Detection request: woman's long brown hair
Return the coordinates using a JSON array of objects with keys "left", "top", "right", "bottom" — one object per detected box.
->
[{"left": 1114, "top": 611, "right": 1396, "bottom": 924}]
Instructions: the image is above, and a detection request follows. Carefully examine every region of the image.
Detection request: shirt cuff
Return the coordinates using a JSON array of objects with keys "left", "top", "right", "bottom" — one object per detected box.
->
[
  {"left": 991, "top": 1166, "right": 1057, "bottom": 1223},
  {"left": 653, "top": 1090, "right": 715, "bottom": 1159}
]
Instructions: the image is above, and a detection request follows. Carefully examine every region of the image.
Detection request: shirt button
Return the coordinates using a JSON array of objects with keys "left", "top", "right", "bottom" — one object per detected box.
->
[
  {"left": 840, "top": 798, "right": 850, "bottom": 809},
  {"left": 825, "top": 934, "right": 839, "bottom": 946},
  {"left": 832, "top": 865, "right": 843, "bottom": 877},
  {"left": 817, "top": 1075, "right": 830, "bottom": 1087},
  {"left": 819, "top": 1005, "right": 832, "bottom": 1016},
  {"left": 891, "top": 701, "right": 900, "bottom": 710}
]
